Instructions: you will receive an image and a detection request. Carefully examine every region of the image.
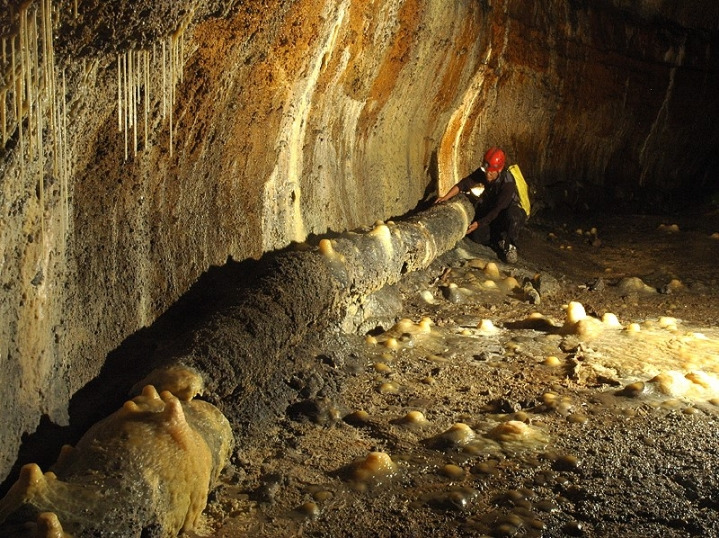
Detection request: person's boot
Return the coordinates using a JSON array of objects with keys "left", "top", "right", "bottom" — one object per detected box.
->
[{"left": 504, "top": 243, "right": 518, "bottom": 264}]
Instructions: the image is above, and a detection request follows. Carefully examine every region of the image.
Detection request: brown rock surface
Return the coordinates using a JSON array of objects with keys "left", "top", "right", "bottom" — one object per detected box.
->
[{"left": 1, "top": 0, "right": 718, "bottom": 499}]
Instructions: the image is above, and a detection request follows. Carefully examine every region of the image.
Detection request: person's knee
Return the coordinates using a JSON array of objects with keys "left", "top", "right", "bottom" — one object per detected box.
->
[
  {"left": 470, "top": 226, "right": 490, "bottom": 245},
  {"left": 508, "top": 205, "right": 526, "bottom": 223}
]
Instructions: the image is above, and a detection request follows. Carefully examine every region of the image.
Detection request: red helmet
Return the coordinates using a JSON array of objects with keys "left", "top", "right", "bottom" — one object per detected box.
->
[{"left": 481, "top": 146, "right": 506, "bottom": 173}]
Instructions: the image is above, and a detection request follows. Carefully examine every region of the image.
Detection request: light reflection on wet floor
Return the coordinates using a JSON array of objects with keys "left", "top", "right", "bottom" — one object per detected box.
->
[{"left": 202, "top": 252, "right": 719, "bottom": 538}]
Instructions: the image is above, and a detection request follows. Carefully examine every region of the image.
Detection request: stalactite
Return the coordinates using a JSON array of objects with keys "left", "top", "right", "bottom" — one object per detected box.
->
[
  {"left": 0, "top": 0, "right": 73, "bottom": 280},
  {"left": 123, "top": 52, "right": 128, "bottom": 161},
  {"left": 61, "top": 68, "right": 68, "bottom": 239},
  {"left": 42, "top": 0, "right": 54, "bottom": 159},
  {"left": 127, "top": 50, "right": 131, "bottom": 155},
  {"left": 117, "top": 55, "right": 122, "bottom": 133},
  {"left": 144, "top": 50, "right": 149, "bottom": 150},
  {"left": 56, "top": 76, "right": 64, "bottom": 237},
  {"left": 13, "top": 27, "right": 26, "bottom": 190},
  {"left": 161, "top": 40, "right": 167, "bottom": 120},
  {"left": 1, "top": 37, "right": 6, "bottom": 146},
  {"left": 32, "top": 8, "right": 45, "bottom": 243},
  {"left": 115, "top": 43, "right": 169, "bottom": 158},
  {"left": 56, "top": 70, "right": 70, "bottom": 237},
  {"left": 110, "top": 14, "right": 190, "bottom": 160},
  {"left": 48, "top": 0, "right": 59, "bottom": 182},
  {"left": 1, "top": 89, "right": 6, "bottom": 146},
  {"left": 179, "top": 32, "right": 185, "bottom": 84},
  {"left": 135, "top": 51, "right": 139, "bottom": 154},
  {"left": 56, "top": 8, "right": 69, "bottom": 251},
  {"left": 10, "top": 38, "right": 15, "bottom": 138},
  {"left": 0, "top": 0, "right": 71, "bottom": 260},
  {"left": 135, "top": 51, "right": 141, "bottom": 154},
  {"left": 21, "top": 9, "right": 29, "bottom": 158},
  {"left": 33, "top": 8, "right": 43, "bottom": 168},
  {"left": 169, "top": 37, "right": 174, "bottom": 157},
  {"left": 131, "top": 50, "right": 137, "bottom": 156}
]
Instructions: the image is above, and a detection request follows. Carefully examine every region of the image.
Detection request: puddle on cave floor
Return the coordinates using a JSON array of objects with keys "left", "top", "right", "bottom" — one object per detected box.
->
[{"left": 192, "top": 211, "right": 719, "bottom": 538}]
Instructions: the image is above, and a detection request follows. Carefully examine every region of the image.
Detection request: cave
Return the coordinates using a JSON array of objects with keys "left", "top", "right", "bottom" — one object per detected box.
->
[{"left": 1, "top": 0, "right": 718, "bottom": 536}]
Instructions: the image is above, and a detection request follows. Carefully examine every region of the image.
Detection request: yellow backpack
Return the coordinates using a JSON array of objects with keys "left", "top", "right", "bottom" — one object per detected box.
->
[{"left": 509, "top": 164, "right": 531, "bottom": 218}]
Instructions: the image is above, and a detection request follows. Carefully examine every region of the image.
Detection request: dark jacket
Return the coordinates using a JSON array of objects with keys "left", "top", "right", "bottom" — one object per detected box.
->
[{"left": 456, "top": 168, "right": 522, "bottom": 227}]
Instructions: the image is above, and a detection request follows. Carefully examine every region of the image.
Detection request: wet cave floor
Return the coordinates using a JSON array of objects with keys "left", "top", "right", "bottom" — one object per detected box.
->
[{"left": 195, "top": 210, "right": 719, "bottom": 538}]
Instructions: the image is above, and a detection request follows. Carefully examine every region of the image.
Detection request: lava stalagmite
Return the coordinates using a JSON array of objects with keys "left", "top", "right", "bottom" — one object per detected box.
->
[{"left": 0, "top": 368, "right": 233, "bottom": 537}]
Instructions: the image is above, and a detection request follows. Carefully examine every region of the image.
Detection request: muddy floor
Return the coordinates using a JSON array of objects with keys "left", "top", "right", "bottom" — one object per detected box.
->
[{"left": 186, "top": 209, "right": 719, "bottom": 538}]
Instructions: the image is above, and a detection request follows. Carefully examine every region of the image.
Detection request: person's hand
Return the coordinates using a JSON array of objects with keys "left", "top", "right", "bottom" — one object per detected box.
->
[
  {"left": 466, "top": 221, "right": 478, "bottom": 235},
  {"left": 435, "top": 186, "right": 459, "bottom": 204}
]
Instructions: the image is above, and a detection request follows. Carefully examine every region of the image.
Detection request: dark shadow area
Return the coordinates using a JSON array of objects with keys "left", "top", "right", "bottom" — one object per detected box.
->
[
  {"left": 415, "top": 149, "right": 440, "bottom": 212},
  {"left": 65, "top": 250, "right": 284, "bottom": 423},
  {"left": 0, "top": 415, "right": 75, "bottom": 497},
  {"left": 536, "top": 172, "right": 719, "bottom": 219}
]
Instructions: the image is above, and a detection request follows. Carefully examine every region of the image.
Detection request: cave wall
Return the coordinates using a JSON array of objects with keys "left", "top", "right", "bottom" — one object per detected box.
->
[{"left": 1, "top": 0, "right": 717, "bottom": 485}]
